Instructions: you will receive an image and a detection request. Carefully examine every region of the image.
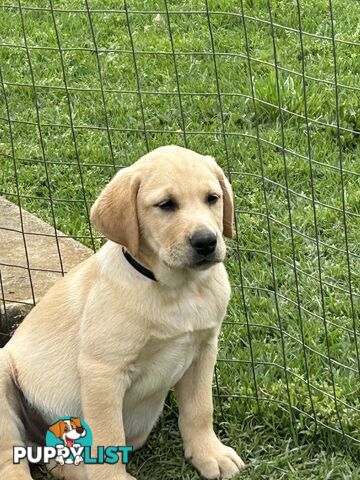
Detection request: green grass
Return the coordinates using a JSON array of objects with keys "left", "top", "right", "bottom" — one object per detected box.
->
[{"left": 1, "top": 0, "right": 360, "bottom": 478}]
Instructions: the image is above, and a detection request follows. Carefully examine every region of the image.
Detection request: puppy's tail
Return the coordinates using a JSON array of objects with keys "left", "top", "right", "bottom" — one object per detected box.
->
[{"left": 0, "top": 348, "right": 32, "bottom": 479}]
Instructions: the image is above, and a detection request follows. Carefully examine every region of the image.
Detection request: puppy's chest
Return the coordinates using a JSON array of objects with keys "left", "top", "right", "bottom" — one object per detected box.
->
[
  {"left": 127, "top": 277, "right": 229, "bottom": 398},
  {"left": 129, "top": 330, "right": 206, "bottom": 398},
  {"left": 149, "top": 283, "right": 228, "bottom": 336}
]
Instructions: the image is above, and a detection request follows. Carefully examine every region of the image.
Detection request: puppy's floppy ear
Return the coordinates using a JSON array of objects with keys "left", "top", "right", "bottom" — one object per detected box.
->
[
  {"left": 48, "top": 420, "right": 65, "bottom": 438},
  {"left": 207, "top": 157, "right": 234, "bottom": 239},
  {"left": 91, "top": 168, "right": 141, "bottom": 255},
  {"left": 218, "top": 172, "right": 234, "bottom": 239}
]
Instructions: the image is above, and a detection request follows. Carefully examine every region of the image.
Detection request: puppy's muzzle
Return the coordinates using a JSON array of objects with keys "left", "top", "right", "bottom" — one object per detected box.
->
[
  {"left": 190, "top": 229, "right": 217, "bottom": 256},
  {"left": 189, "top": 229, "right": 219, "bottom": 267}
]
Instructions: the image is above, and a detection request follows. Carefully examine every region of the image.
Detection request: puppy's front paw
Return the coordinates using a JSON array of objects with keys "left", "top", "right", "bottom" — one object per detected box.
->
[{"left": 184, "top": 436, "right": 245, "bottom": 479}]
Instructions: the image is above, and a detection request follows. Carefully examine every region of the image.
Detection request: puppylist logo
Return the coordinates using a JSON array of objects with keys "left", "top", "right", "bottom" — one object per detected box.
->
[{"left": 13, "top": 417, "right": 133, "bottom": 466}]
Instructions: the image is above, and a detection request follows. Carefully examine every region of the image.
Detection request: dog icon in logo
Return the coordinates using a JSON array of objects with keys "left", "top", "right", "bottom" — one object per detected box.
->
[{"left": 48, "top": 417, "right": 86, "bottom": 465}]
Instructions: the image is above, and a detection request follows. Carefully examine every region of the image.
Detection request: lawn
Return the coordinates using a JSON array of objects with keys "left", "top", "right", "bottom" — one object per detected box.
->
[{"left": 1, "top": 0, "right": 360, "bottom": 478}]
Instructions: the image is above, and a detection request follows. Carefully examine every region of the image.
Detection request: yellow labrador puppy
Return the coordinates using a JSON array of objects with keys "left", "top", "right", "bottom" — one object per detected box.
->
[{"left": 0, "top": 146, "right": 245, "bottom": 480}]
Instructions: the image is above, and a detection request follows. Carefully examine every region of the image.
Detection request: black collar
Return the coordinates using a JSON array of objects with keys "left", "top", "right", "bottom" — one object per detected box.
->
[{"left": 122, "top": 249, "right": 157, "bottom": 282}]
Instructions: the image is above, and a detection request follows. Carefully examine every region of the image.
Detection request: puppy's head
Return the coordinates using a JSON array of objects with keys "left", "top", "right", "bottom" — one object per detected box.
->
[{"left": 91, "top": 145, "right": 233, "bottom": 270}]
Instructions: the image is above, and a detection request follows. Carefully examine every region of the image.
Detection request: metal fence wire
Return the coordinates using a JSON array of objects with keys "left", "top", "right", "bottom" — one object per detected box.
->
[{"left": 0, "top": 0, "right": 359, "bottom": 455}]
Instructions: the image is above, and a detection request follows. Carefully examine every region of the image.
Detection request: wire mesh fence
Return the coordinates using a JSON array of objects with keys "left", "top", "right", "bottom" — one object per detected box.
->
[{"left": 1, "top": 0, "right": 359, "bottom": 456}]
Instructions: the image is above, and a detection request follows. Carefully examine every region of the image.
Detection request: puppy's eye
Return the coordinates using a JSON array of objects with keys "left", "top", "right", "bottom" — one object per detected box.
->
[
  {"left": 64, "top": 427, "right": 69, "bottom": 432},
  {"left": 156, "top": 199, "right": 177, "bottom": 211},
  {"left": 207, "top": 194, "right": 219, "bottom": 205}
]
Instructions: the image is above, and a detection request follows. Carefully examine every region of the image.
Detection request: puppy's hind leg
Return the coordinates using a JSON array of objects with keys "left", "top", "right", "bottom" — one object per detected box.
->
[{"left": 0, "top": 349, "right": 32, "bottom": 479}]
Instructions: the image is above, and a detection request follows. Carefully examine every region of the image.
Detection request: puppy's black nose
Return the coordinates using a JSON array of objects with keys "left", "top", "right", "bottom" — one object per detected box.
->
[
  {"left": 76, "top": 427, "right": 84, "bottom": 434},
  {"left": 190, "top": 230, "right": 217, "bottom": 256}
]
